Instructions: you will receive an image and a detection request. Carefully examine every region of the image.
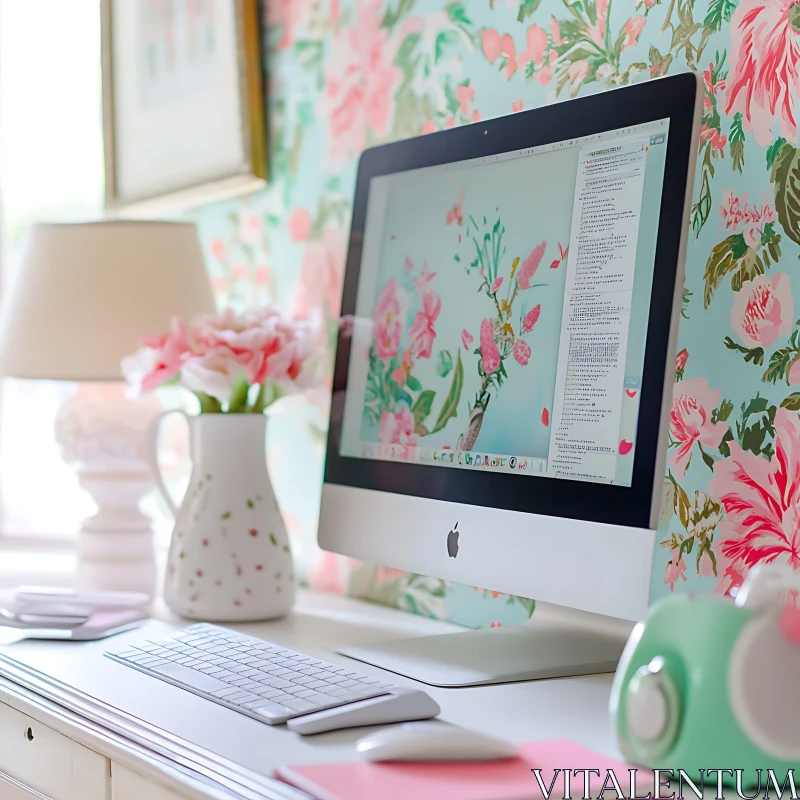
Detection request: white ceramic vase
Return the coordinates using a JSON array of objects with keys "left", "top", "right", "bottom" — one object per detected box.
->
[{"left": 149, "top": 412, "right": 295, "bottom": 621}]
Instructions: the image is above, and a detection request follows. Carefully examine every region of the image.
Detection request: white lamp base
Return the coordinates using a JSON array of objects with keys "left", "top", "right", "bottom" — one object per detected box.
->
[{"left": 54, "top": 383, "right": 161, "bottom": 597}]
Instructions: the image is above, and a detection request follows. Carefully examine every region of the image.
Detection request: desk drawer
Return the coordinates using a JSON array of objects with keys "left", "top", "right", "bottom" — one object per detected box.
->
[
  {"left": 0, "top": 701, "right": 110, "bottom": 800},
  {"left": 111, "top": 763, "right": 193, "bottom": 800}
]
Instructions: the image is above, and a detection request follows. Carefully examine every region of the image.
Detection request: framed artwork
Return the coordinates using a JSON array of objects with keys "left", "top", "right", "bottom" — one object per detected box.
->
[{"left": 101, "top": 0, "right": 266, "bottom": 211}]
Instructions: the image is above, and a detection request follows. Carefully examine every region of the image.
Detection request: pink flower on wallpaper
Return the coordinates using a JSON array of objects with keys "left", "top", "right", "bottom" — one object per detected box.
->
[
  {"left": 462, "top": 329, "right": 474, "bottom": 350},
  {"left": 373, "top": 278, "right": 408, "bottom": 361},
  {"left": 789, "top": 359, "right": 800, "bottom": 385},
  {"left": 413, "top": 261, "right": 437, "bottom": 297},
  {"left": 404, "top": 256, "right": 414, "bottom": 272},
  {"left": 481, "top": 29, "right": 517, "bottom": 78},
  {"left": 421, "top": 120, "right": 437, "bottom": 134},
  {"left": 408, "top": 291, "right": 441, "bottom": 360},
  {"left": 482, "top": 28, "right": 502, "bottom": 62},
  {"left": 623, "top": 16, "right": 645, "bottom": 49},
  {"left": 324, "top": 0, "right": 419, "bottom": 165},
  {"left": 308, "top": 552, "right": 346, "bottom": 595},
  {"left": 664, "top": 551, "right": 688, "bottom": 590},
  {"left": 669, "top": 377, "right": 729, "bottom": 479},
  {"left": 267, "top": 0, "right": 313, "bottom": 50},
  {"left": 211, "top": 238, "right": 225, "bottom": 260},
  {"left": 519, "top": 24, "right": 547, "bottom": 66},
  {"left": 456, "top": 83, "right": 475, "bottom": 117},
  {"left": 700, "top": 125, "right": 728, "bottom": 151},
  {"left": 517, "top": 241, "right": 546, "bottom": 289},
  {"left": 490, "top": 277, "right": 503, "bottom": 294},
  {"left": 731, "top": 273, "right": 794, "bottom": 349},
  {"left": 292, "top": 226, "right": 347, "bottom": 320},
  {"left": 589, "top": 0, "right": 609, "bottom": 45},
  {"left": 237, "top": 210, "right": 262, "bottom": 245},
  {"left": 512, "top": 99, "right": 524, "bottom": 113},
  {"left": 703, "top": 62, "right": 726, "bottom": 97},
  {"left": 379, "top": 407, "right": 417, "bottom": 445},
  {"left": 541, "top": 407, "right": 550, "bottom": 426},
  {"left": 480, "top": 319, "right": 501, "bottom": 374},
  {"left": 446, "top": 187, "right": 466, "bottom": 226},
  {"left": 513, "top": 339, "right": 532, "bottom": 366},
  {"left": 719, "top": 189, "right": 776, "bottom": 247},
  {"left": 523, "top": 304, "right": 541, "bottom": 333},
  {"left": 676, "top": 347, "right": 689, "bottom": 372},
  {"left": 567, "top": 60, "right": 590, "bottom": 95},
  {"left": 725, "top": 0, "right": 800, "bottom": 145},
  {"left": 709, "top": 407, "right": 800, "bottom": 598},
  {"left": 287, "top": 207, "right": 312, "bottom": 242},
  {"left": 391, "top": 348, "right": 414, "bottom": 384}
]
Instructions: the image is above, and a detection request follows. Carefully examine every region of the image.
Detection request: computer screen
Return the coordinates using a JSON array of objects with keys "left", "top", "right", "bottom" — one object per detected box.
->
[{"left": 339, "top": 119, "right": 670, "bottom": 487}]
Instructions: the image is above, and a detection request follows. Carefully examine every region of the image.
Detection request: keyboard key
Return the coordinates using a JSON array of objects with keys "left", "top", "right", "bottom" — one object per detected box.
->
[
  {"left": 229, "top": 692, "right": 262, "bottom": 705},
  {"left": 209, "top": 687, "right": 242, "bottom": 699},
  {"left": 148, "top": 662, "right": 228, "bottom": 692},
  {"left": 282, "top": 698, "right": 316, "bottom": 712}
]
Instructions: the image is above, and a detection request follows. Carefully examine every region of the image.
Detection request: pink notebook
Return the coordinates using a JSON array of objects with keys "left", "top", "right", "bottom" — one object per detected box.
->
[{"left": 276, "top": 739, "right": 652, "bottom": 800}]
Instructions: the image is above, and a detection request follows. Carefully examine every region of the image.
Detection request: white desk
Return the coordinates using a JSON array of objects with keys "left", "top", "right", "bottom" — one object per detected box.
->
[{"left": 0, "top": 589, "right": 619, "bottom": 799}]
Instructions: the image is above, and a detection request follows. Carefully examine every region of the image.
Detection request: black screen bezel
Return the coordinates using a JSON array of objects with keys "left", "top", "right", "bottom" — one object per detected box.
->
[{"left": 323, "top": 73, "right": 698, "bottom": 530}]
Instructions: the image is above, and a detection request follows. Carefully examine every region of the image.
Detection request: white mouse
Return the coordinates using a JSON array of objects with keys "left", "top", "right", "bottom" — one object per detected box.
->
[{"left": 356, "top": 721, "right": 518, "bottom": 762}]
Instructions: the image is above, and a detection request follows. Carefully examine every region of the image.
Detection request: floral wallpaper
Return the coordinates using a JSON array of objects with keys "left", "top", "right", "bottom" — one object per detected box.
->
[{"left": 195, "top": 0, "right": 800, "bottom": 624}]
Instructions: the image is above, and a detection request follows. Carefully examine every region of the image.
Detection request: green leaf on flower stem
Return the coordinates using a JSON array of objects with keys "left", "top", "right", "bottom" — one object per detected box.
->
[
  {"left": 431, "top": 351, "right": 463, "bottom": 434},
  {"left": 780, "top": 391, "right": 800, "bottom": 410},
  {"left": 724, "top": 336, "right": 764, "bottom": 365},
  {"left": 228, "top": 379, "right": 250, "bottom": 413},
  {"left": 767, "top": 137, "right": 787, "bottom": 171},
  {"left": 703, "top": 234, "right": 745, "bottom": 307},
  {"left": 516, "top": 0, "right": 541, "bottom": 21},
  {"left": 770, "top": 140, "right": 800, "bottom": 246},
  {"left": 712, "top": 398, "right": 734, "bottom": 423},
  {"left": 692, "top": 171, "right": 712, "bottom": 238},
  {"left": 196, "top": 392, "right": 222, "bottom": 413},
  {"left": 411, "top": 390, "right": 436, "bottom": 426},
  {"left": 700, "top": 446, "right": 716, "bottom": 470},
  {"left": 730, "top": 113, "right": 745, "bottom": 173},
  {"left": 406, "top": 374, "right": 422, "bottom": 392},
  {"left": 704, "top": 0, "right": 737, "bottom": 32},
  {"left": 763, "top": 347, "right": 797, "bottom": 384}
]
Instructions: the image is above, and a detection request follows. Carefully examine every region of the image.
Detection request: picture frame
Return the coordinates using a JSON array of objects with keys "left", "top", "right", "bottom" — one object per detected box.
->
[{"left": 101, "top": 0, "right": 266, "bottom": 212}]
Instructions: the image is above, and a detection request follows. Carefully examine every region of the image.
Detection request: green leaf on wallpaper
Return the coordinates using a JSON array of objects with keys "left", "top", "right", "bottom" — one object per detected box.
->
[
  {"left": 704, "top": 0, "right": 738, "bottom": 32},
  {"left": 724, "top": 336, "right": 765, "bottom": 366},
  {"left": 437, "top": 350, "right": 453, "bottom": 378},
  {"left": 730, "top": 113, "right": 745, "bottom": 173},
  {"left": 692, "top": 171, "right": 712, "bottom": 237},
  {"left": 728, "top": 394, "right": 777, "bottom": 460},
  {"left": 412, "top": 390, "right": 436, "bottom": 426},
  {"left": 764, "top": 346, "right": 799, "bottom": 384},
  {"left": 516, "top": 0, "right": 541, "bottom": 21},
  {"left": 446, "top": 1, "right": 471, "bottom": 26},
  {"left": 703, "top": 234, "right": 744, "bottom": 307},
  {"left": 434, "top": 30, "right": 458, "bottom": 64},
  {"left": 766, "top": 137, "right": 787, "bottom": 171},
  {"left": 712, "top": 398, "right": 734, "bottom": 424},
  {"left": 770, "top": 141, "right": 800, "bottom": 246},
  {"left": 431, "top": 351, "right": 463, "bottom": 434},
  {"left": 406, "top": 375, "right": 423, "bottom": 392},
  {"left": 780, "top": 391, "right": 800, "bottom": 411},
  {"left": 381, "top": 0, "right": 416, "bottom": 29},
  {"left": 444, "top": 80, "right": 460, "bottom": 116}
]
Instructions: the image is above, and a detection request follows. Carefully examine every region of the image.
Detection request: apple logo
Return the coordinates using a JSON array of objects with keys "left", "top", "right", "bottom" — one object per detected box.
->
[{"left": 447, "top": 522, "right": 460, "bottom": 558}]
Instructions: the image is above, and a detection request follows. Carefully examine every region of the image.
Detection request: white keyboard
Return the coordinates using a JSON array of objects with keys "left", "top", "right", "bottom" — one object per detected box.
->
[{"left": 106, "top": 623, "right": 439, "bottom": 734}]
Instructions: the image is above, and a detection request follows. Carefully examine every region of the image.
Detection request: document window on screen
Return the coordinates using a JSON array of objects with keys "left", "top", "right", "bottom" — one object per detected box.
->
[{"left": 340, "top": 119, "right": 670, "bottom": 487}]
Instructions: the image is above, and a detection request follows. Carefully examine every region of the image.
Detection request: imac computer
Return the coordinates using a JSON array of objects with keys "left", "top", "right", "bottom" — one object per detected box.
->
[{"left": 319, "top": 73, "right": 702, "bottom": 686}]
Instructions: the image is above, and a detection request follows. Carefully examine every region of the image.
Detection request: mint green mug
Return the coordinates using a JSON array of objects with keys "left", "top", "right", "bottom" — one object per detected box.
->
[{"left": 610, "top": 565, "right": 800, "bottom": 787}]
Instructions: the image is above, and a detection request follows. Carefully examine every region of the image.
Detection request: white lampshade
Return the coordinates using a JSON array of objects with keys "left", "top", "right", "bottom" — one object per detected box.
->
[{"left": 0, "top": 220, "right": 216, "bottom": 381}]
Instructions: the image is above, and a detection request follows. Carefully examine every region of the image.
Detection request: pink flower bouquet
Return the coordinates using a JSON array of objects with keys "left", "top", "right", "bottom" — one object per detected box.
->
[{"left": 122, "top": 308, "right": 323, "bottom": 413}]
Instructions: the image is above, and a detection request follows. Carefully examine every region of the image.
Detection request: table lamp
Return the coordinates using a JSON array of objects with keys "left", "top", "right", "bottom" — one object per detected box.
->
[{"left": 0, "top": 220, "right": 216, "bottom": 595}]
